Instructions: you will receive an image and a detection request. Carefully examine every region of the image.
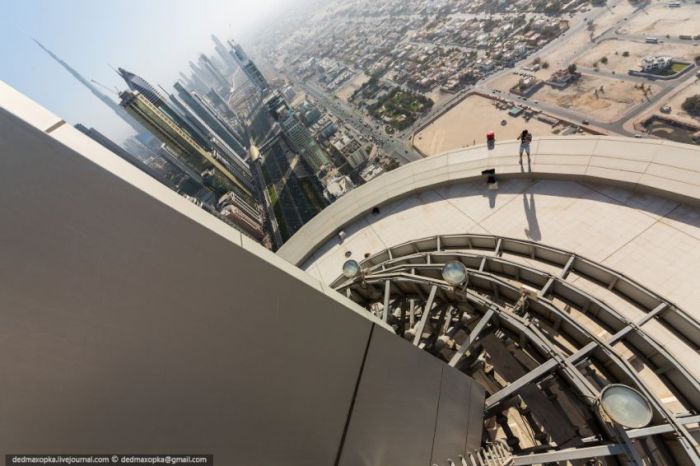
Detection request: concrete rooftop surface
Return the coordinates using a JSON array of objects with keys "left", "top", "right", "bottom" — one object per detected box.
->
[{"left": 280, "top": 137, "right": 700, "bottom": 287}]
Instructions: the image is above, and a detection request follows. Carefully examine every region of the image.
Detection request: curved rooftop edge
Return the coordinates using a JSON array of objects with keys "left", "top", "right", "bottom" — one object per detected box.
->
[{"left": 278, "top": 136, "right": 700, "bottom": 266}]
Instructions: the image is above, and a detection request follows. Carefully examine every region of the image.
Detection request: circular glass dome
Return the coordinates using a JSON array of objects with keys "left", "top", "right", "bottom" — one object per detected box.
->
[
  {"left": 342, "top": 259, "right": 361, "bottom": 278},
  {"left": 441, "top": 261, "right": 468, "bottom": 286},
  {"left": 599, "top": 384, "right": 653, "bottom": 428}
]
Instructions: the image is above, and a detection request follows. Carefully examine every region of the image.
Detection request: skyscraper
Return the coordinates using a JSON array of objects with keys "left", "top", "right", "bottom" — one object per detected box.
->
[
  {"left": 265, "top": 91, "right": 291, "bottom": 120},
  {"left": 119, "top": 89, "right": 254, "bottom": 204},
  {"left": 183, "top": 67, "right": 208, "bottom": 95},
  {"left": 168, "top": 93, "right": 215, "bottom": 145},
  {"left": 117, "top": 68, "right": 163, "bottom": 106},
  {"left": 33, "top": 40, "right": 145, "bottom": 135},
  {"left": 212, "top": 34, "right": 238, "bottom": 71},
  {"left": 168, "top": 88, "right": 254, "bottom": 195},
  {"left": 206, "top": 87, "right": 247, "bottom": 142},
  {"left": 118, "top": 67, "right": 212, "bottom": 151},
  {"left": 264, "top": 91, "right": 330, "bottom": 174},
  {"left": 198, "top": 54, "right": 229, "bottom": 91},
  {"left": 206, "top": 88, "right": 236, "bottom": 120},
  {"left": 248, "top": 144, "right": 283, "bottom": 248},
  {"left": 178, "top": 72, "right": 194, "bottom": 90},
  {"left": 190, "top": 60, "right": 215, "bottom": 89},
  {"left": 279, "top": 112, "right": 331, "bottom": 174},
  {"left": 173, "top": 82, "right": 248, "bottom": 160},
  {"left": 228, "top": 41, "right": 269, "bottom": 92}
]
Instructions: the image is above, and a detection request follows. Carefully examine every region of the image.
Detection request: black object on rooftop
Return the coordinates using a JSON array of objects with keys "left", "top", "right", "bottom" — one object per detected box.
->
[{"left": 482, "top": 168, "right": 497, "bottom": 186}]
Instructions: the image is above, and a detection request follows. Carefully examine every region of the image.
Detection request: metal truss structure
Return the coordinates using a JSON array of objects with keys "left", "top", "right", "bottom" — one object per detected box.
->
[{"left": 331, "top": 234, "right": 700, "bottom": 465}]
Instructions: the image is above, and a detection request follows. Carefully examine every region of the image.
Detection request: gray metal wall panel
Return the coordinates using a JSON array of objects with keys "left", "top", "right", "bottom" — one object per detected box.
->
[
  {"left": 0, "top": 108, "right": 485, "bottom": 466},
  {"left": 431, "top": 366, "right": 484, "bottom": 464},
  {"left": 466, "top": 376, "right": 486, "bottom": 453},
  {"left": 0, "top": 110, "right": 371, "bottom": 465},
  {"left": 338, "top": 328, "right": 443, "bottom": 466}
]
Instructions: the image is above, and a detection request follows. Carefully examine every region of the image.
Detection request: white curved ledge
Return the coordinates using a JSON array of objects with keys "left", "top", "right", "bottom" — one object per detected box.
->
[{"left": 278, "top": 136, "right": 700, "bottom": 266}]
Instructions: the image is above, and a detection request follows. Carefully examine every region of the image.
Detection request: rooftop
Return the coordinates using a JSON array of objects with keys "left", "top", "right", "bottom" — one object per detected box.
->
[{"left": 281, "top": 136, "right": 700, "bottom": 463}]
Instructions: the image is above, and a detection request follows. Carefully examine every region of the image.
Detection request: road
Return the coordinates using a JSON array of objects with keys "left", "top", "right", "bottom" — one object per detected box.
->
[{"left": 298, "top": 79, "right": 423, "bottom": 164}]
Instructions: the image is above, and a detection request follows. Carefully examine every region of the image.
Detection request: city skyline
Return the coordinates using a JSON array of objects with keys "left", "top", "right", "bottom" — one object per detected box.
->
[{"left": 0, "top": 0, "right": 294, "bottom": 144}]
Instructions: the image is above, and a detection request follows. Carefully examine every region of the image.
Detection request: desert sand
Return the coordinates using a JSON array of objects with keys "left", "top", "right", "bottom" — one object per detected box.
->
[
  {"left": 335, "top": 72, "right": 370, "bottom": 102},
  {"left": 413, "top": 94, "right": 563, "bottom": 157},
  {"left": 533, "top": 75, "right": 656, "bottom": 123},
  {"left": 576, "top": 39, "right": 698, "bottom": 75},
  {"left": 661, "top": 77, "right": 700, "bottom": 126},
  {"left": 590, "top": 0, "right": 637, "bottom": 35},
  {"left": 618, "top": 3, "right": 700, "bottom": 37}
]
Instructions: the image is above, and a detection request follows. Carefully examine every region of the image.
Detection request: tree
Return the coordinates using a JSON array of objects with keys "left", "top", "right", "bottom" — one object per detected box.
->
[
  {"left": 600, "top": 56, "right": 608, "bottom": 64},
  {"left": 622, "top": 51, "right": 630, "bottom": 57},
  {"left": 567, "top": 63, "right": 577, "bottom": 74},
  {"left": 542, "top": 61, "right": 550, "bottom": 69},
  {"left": 544, "top": 0, "right": 562, "bottom": 14},
  {"left": 682, "top": 95, "right": 700, "bottom": 116}
]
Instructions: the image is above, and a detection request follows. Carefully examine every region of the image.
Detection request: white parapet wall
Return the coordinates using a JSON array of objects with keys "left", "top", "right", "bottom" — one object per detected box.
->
[{"left": 279, "top": 134, "right": 700, "bottom": 267}]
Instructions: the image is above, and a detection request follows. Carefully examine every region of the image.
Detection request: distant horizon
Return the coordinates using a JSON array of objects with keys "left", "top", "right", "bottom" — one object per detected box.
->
[{"left": 0, "top": 0, "right": 294, "bottom": 144}]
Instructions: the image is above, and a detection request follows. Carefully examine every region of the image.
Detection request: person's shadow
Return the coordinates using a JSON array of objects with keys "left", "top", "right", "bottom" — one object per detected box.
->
[
  {"left": 518, "top": 157, "right": 532, "bottom": 173},
  {"left": 487, "top": 188, "right": 497, "bottom": 208},
  {"left": 523, "top": 192, "right": 541, "bottom": 241}
]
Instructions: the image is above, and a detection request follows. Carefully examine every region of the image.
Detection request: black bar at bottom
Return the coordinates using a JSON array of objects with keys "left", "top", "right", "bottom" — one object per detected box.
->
[{"left": 6, "top": 455, "right": 213, "bottom": 466}]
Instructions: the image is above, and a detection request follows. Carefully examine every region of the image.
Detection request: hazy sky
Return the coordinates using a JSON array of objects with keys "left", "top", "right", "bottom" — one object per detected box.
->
[{"left": 0, "top": 0, "right": 290, "bottom": 142}]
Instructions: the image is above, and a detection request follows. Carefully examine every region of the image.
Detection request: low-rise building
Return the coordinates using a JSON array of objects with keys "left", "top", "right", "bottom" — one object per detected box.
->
[
  {"left": 640, "top": 56, "right": 672, "bottom": 73},
  {"left": 323, "top": 174, "right": 355, "bottom": 200},
  {"left": 546, "top": 68, "right": 579, "bottom": 88}
]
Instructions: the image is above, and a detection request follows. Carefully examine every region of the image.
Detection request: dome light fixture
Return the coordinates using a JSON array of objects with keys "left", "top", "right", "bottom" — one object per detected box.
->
[
  {"left": 599, "top": 384, "right": 653, "bottom": 429},
  {"left": 342, "top": 259, "right": 361, "bottom": 279},
  {"left": 441, "top": 261, "right": 468, "bottom": 286}
]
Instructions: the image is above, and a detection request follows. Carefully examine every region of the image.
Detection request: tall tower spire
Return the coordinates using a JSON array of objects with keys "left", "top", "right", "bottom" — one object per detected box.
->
[{"left": 33, "top": 39, "right": 145, "bottom": 134}]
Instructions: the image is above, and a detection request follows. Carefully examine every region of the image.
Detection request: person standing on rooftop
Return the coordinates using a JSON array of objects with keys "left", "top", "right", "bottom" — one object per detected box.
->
[{"left": 517, "top": 129, "right": 532, "bottom": 163}]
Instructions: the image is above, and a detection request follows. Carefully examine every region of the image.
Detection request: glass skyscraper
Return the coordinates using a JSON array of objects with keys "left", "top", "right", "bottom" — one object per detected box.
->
[{"left": 119, "top": 89, "right": 254, "bottom": 203}]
